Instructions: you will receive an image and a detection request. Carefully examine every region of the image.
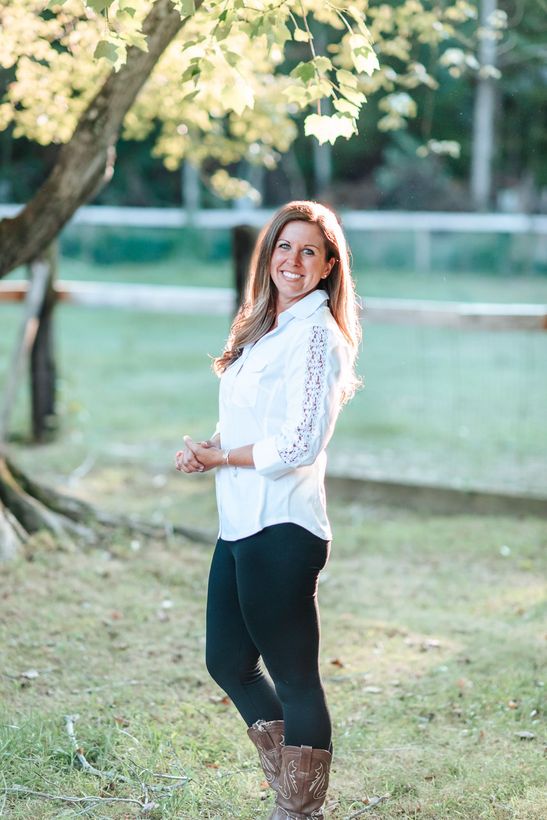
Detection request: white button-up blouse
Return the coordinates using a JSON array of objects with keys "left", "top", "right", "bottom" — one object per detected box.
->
[{"left": 215, "top": 288, "right": 352, "bottom": 542}]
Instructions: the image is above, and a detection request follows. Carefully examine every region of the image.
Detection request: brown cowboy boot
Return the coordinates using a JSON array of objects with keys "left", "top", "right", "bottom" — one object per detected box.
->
[
  {"left": 268, "top": 744, "right": 332, "bottom": 819},
  {"left": 247, "top": 719, "right": 285, "bottom": 794}
]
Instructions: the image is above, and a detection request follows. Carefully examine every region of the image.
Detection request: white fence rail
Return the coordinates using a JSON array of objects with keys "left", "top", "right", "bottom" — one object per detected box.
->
[
  {"left": 2, "top": 204, "right": 547, "bottom": 232},
  {"left": 3, "top": 204, "right": 547, "bottom": 272},
  {"left": 1, "top": 281, "right": 546, "bottom": 331}
]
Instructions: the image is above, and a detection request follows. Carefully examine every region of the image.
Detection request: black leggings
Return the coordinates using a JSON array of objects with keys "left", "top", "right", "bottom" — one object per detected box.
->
[{"left": 205, "top": 523, "right": 332, "bottom": 750}]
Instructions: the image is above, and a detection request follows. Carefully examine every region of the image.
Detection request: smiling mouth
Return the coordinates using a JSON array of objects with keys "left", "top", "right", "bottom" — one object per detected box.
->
[{"left": 281, "top": 270, "right": 302, "bottom": 280}]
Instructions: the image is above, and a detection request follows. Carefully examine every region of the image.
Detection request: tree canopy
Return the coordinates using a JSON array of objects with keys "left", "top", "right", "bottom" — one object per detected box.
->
[{"left": 1, "top": 1, "right": 479, "bottom": 201}]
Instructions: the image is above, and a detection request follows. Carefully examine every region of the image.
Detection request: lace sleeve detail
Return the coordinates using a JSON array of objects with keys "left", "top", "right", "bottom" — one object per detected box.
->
[{"left": 278, "top": 326, "right": 328, "bottom": 465}]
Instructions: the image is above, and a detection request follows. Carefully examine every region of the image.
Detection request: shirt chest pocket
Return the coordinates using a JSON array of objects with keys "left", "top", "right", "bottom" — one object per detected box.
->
[{"left": 231, "top": 356, "right": 269, "bottom": 408}]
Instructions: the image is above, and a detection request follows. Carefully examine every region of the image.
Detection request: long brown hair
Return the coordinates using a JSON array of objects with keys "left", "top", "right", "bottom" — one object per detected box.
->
[{"left": 213, "top": 200, "right": 362, "bottom": 401}]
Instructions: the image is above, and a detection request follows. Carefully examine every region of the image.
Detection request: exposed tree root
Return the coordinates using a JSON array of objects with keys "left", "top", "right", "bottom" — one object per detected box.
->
[
  {"left": 0, "top": 498, "right": 27, "bottom": 560},
  {"left": 0, "top": 455, "right": 212, "bottom": 560},
  {"left": 7, "top": 457, "right": 97, "bottom": 522}
]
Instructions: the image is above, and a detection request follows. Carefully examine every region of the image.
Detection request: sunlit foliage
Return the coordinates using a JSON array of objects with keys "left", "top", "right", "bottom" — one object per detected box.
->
[{"left": 0, "top": 1, "right": 483, "bottom": 196}]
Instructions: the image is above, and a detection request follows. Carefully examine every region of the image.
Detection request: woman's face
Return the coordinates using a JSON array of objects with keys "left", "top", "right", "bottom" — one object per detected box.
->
[{"left": 270, "top": 220, "right": 335, "bottom": 314}]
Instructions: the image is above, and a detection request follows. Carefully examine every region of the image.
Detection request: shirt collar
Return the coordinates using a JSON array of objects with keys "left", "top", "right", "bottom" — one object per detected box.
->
[{"left": 281, "top": 288, "right": 329, "bottom": 322}]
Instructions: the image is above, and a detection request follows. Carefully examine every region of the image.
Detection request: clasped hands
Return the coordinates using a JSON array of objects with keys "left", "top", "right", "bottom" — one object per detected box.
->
[{"left": 175, "top": 435, "right": 222, "bottom": 474}]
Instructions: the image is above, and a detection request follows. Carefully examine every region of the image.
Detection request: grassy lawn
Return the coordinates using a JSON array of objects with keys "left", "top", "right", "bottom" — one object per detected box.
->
[
  {"left": 1, "top": 251, "right": 545, "bottom": 817},
  {"left": 0, "top": 294, "right": 546, "bottom": 495},
  {"left": 1, "top": 488, "right": 545, "bottom": 819}
]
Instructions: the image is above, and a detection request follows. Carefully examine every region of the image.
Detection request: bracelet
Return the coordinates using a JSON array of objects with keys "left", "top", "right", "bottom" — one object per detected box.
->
[{"left": 223, "top": 448, "right": 231, "bottom": 466}]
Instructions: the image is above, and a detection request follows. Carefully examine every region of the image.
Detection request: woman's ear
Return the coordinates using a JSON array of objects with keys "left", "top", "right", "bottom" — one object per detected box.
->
[{"left": 322, "top": 257, "right": 336, "bottom": 279}]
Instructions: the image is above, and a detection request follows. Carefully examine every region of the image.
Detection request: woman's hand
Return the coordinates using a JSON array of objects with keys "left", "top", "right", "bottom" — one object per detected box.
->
[
  {"left": 175, "top": 435, "right": 222, "bottom": 473},
  {"left": 184, "top": 436, "right": 224, "bottom": 471}
]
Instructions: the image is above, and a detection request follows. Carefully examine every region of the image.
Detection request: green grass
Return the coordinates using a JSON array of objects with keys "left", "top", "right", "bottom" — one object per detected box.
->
[
  {"left": 1, "top": 254, "right": 546, "bottom": 816},
  {"left": 1, "top": 294, "right": 546, "bottom": 495},
  {"left": 1, "top": 492, "right": 545, "bottom": 818}
]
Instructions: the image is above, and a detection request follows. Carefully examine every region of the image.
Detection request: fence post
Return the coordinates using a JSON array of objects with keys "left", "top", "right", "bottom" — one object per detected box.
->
[
  {"left": 29, "top": 242, "right": 58, "bottom": 442},
  {"left": 232, "top": 224, "right": 258, "bottom": 311},
  {"left": 414, "top": 229, "right": 431, "bottom": 273}
]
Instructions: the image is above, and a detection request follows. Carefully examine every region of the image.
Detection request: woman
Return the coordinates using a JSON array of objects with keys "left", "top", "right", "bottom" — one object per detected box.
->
[{"left": 175, "top": 200, "right": 361, "bottom": 819}]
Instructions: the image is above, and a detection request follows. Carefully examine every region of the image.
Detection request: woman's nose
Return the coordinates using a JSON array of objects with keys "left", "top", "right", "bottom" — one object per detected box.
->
[{"left": 286, "top": 248, "right": 302, "bottom": 266}]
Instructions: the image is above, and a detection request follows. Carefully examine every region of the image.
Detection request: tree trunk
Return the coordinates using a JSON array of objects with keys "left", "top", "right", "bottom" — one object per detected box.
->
[
  {"left": 311, "top": 27, "right": 332, "bottom": 199},
  {"left": 0, "top": 0, "right": 205, "bottom": 557},
  {"left": 0, "top": 0, "right": 204, "bottom": 278},
  {"left": 471, "top": 0, "right": 498, "bottom": 211},
  {"left": 0, "top": 255, "right": 53, "bottom": 441}
]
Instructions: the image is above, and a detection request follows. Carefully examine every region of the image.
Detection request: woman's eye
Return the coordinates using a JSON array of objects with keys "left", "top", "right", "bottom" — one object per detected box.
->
[{"left": 304, "top": 248, "right": 315, "bottom": 255}]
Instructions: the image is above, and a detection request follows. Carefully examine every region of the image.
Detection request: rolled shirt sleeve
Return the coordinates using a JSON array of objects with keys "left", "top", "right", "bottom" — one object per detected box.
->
[{"left": 253, "top": 324, "right": 348, "bottom": 480}]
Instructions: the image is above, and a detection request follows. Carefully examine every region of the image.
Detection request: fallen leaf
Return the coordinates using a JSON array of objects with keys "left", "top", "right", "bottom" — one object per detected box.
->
[
  {"left": 420, "top": 639, "right": 441, "bottom": 651},
  {"left": 515, "top": 731, "right": 535, "bottom": 740},
  {"left": 363, "top": 686, "right": 383, "bottom": 694},
  {"left": 114, "top": 716, "right": 130, "bottom": 727},
  {"left": 20, "top": 669, "right": 39, "bottom": 679},
  {"left": 329, "top": 658, "right": 345, "bottom": 668}
]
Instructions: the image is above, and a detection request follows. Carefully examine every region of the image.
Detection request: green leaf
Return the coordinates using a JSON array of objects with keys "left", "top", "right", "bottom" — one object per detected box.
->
[
  {"left": 223, "top": 50, "right": 241, "bottom": 68},
  {"left": 336, "top": 69, "right": 358, "bottom": 89},
  {"left": 181, "top": 64, "right": 200, "bottom": 83},
  {"left": 304, "top": 113, "right": 357, "bottom": 145},
  {"left": 339, "top": 85, "right": 366, "bottom": 106},
  {"left": 125, "top": 31, "right": 148, "bottom": 52},
  {"left": 118, "top": 0, "right": 136, "bottom": 15},
  {"left": 306, "top": 78, "right": 333, "bottom": 101},
  {"left": 333, "top": 97, "right": 360, "bottom": 117},
  {"left": 294, "top": 28, "right": 310, "bottom": 43},
  {"left": 347, "top": 4, "right": 373, "bottom": 39},
  {"left": 291, "top": 61, "right": 315, "bottom": 83},
  {"left": 93, "top": 40, "right": 120, "bottom": 63},
  {"left": 223, "top": 81, "right": 254, "bottom": 115},
  {"left": 174, "top": 0, "right": 196, "bottom": 18},
  {"left": 271, "top": 20, "right": 291, "bottom": 45},
  {"left": 87, "top": 0, "right": 113, "bottom": 13},
  {"left": 313, "top": 56, "right": 333, "bottom": 74},
  {"left": 283, "top": 85, "right": 312, "bottom": 106},
  {"left": 349, "top": 34, "right": 379, "bottom": 76}
]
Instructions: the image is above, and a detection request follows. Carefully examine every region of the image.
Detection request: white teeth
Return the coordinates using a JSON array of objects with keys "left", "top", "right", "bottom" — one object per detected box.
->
[{"left": 281, "top": 270, "right": 301, "bottom": 280}]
